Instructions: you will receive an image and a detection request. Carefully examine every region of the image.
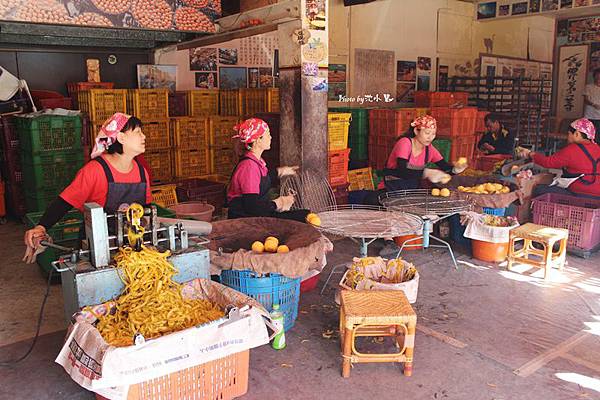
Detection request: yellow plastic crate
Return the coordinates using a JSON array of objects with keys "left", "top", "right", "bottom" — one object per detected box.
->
[
  {"left": 151, "top": 184, "right": 178, "bottom": 208},
  {"left": 328, "top": 112, "right": 351, "bottom": 151},
  {"left": 240, "top": 88, "right": 269, "bottom": 116},
  {"left": 348, "top": 167, "right": 374, "bottom": 191},
  {"left": 175, "top": 148, "right": 210, "bottom": 179},
  {"left": 77, "top": 89, "right": 127, "bottom": 123},
  {"left": 187, "top": 89, "right": 219, "bottom": 116},
  {"left": 267, "top": 88, "right": 279, "bottom": 113},
  {"left": 209, "top": 116, "right": 240, "bottom": 147},
  {"left": 145, "top": 149, "right": 173, "bottom": 184},
  {"left": 171, "top": 117, "right": 208, "bottom": 150},
  {"left": 219, "top": 90, "right": 242, "bottom": 116},
  {"left": 126, "top": 89, "right": 169, "bottom": 121},
  {"left": 415, "top": 108, "right": 429, "bottom": 117},
  {"left": 210, "top": 147, "right": 237, "bottom": 176},
  {"left": 143, "top": 120, "right": 170, "bottom": 150}
]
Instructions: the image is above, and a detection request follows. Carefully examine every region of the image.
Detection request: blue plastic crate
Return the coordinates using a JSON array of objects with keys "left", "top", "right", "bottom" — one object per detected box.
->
[
  {"left": 483, "top": 207, "right": 506, "bottom": 216},
  {"left": 220, "top": 270, "right": 300, "bottom": 331}
]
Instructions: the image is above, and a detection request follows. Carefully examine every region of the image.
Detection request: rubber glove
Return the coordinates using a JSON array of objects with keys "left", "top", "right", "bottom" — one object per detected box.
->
[
  {"left": 23, "top": 226, "right": 51, "bottom": 264},
  {"left": 273, "top": 195, "right": 295, "bottom": 211},
  {"left": 423, "top": 168, "right": 452, "bottom": 184},
  {"left": 277, "top": 166, "right": 299, "bottom": 177}
]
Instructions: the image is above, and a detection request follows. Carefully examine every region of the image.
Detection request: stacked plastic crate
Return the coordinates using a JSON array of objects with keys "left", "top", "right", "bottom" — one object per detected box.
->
[
  {"left": 15, "top": 114, "right": 84, "bottom": 212},
  {"left": 0, "top": 117, "right": 26, "bottom": 217},
  {"left": 209, "top": 116, "right": 240, "bottom": 178},
  {"left": 415, "top": 91, "right": 478, "bottom": 164},
  {"left": 126, "top": 89, "right": 172, "bottom": 183},
  {"left": 329, "top": 107, "right": 369, "bottom": 170},
  {"left": 328, "top": 112, "right": 352, "bottom": 204},
  {"left": 367, "top": 108, "right": 418, "bottom": 172},
  {"left": 171, "top": 116, "right": 210, "bottom": 179}
]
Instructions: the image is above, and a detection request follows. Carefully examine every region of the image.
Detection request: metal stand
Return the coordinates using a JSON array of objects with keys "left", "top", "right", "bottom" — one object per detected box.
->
[{"left": 395, "top": 217, "right": 458, "bottom": 269}]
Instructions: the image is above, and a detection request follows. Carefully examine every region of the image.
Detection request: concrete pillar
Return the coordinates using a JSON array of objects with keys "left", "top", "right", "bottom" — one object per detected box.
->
[{"left": 277, "top": 0, "right": 329, "bottom": 173}]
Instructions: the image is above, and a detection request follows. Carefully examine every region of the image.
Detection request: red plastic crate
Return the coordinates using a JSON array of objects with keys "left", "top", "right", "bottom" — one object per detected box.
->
[
  {"left": 414, "top": 92, "right": 450, "bottom": 107},
  {"left": 38, "top": 97, "right": 72, "bottom": 110},
  {"left": 67, "top": 82, "right": 114, "bottom": 97},
  {"left": 532, "top": 193, "right": 600, "bottom": 251},
  {"left": 368, "top": 109, "right": 414, "bottom": 138},
  {"left": 475, "top": 110, "right": 489, "bottom": 133},
  {"left": 368, "top": 135, "right": 396, "bottom": 170},
  {"left": 451, "top": 92, "right": 469, "bottom": 107},
  {"left": 332, "top": 182, "right": 350, "bottom": 205},
  {"left": 0, "top": 116, "right": 19, "bottom": 152},
  {"left": 430, "top": 107, "right": 478, "bottom": 136},
  {"left": 176, "top": 178, "right": 226, "bottom": 214},
  {"left": 328, "top": 149, "right": 351, "bottom": 186},
  {"left": 435, "top": 135, "right": 478, "bottom": 164},
  {"left": 1, "top": 150, "right": 22, "bottom": 185},
  {"left": 4, "top": 181, "right": 26, "bottom": 217},
  {"left": 169, "top": 92, "right": 188, "bottom": 117},
  {"left": 475, "top": 154, "right": 512, "bottom": 172}
]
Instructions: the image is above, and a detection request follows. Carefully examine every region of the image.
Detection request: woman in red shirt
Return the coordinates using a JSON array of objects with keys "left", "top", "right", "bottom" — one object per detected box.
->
[
  {"left": 520, "top": 118, "right": 600, "bottom": 199},
  {"left": 227, "top": 117, "right": 309, "bottom": 222},
  {"left": 23, "top": 112, "right": 151, "bottom": 262}
]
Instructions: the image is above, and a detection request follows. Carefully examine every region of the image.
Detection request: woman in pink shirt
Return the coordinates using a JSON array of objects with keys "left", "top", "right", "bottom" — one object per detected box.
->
[
  {"left": 227, "top": 118, "right": 310, "bottom": 222},
  {"left": 381, "top": 115, "right": 463, "bottom": 191}
]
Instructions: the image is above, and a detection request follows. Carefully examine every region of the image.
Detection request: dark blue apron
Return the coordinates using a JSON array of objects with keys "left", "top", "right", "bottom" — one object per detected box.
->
[
  {"left": 94, "top": 156, "right": 148, "bottom": 214},
  {"left": 575, "top": 143, "right": 600, "bottom": 186}
]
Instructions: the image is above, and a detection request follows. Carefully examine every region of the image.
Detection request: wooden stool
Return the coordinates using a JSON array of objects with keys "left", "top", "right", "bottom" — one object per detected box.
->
[
  {"left": 339, "top": 290, "right": 417, "bottom": 378},
  {"left": 507, "top": 223, "right": 569, "bottom": 280}
]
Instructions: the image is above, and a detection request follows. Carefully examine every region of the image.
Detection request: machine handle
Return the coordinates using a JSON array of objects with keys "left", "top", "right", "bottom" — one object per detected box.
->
[
  {"left": 51, "top": 259, "right": 74, "bottom": 273},
  {"left": 40, "top": 240, "right": 76, "bottom": 253}
]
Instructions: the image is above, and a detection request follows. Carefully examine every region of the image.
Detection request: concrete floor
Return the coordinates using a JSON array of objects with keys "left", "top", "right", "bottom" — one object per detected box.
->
[{"left": 1, "top": 219, "right": 600, "bottom": 399}]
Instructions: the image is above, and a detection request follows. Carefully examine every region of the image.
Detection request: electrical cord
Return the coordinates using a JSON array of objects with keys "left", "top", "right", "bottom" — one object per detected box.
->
[{"left": 0, "top": 268, "right": 54, "bottom": 367}]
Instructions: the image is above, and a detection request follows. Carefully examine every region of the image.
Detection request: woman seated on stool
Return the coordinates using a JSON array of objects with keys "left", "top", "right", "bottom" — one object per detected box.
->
[
  {"left": 375, "top": 115, "right": 468, "bottom": 257},
  {"left": 477, "top": 113, "right": 516, "bottom": 156},
  {"left": 519, "top": 118, "right": 600, "bottom": 199},
  {"left": 227, "top": 117, "right": 310, "bottom": 222}
]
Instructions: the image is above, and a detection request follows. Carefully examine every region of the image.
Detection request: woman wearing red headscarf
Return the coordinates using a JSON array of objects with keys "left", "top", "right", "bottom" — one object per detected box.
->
[
  {"left": 519, "top": 118, "right": 600, "bottom": 199},
  {"left": 23, "top": 112, "right": 151, "bottom": 263},
  {"left": 227, "top": 117, "right": 309, "bottom": 222},
  {"left": 380, "top": 115, "right": 467, "bottom": 191}
]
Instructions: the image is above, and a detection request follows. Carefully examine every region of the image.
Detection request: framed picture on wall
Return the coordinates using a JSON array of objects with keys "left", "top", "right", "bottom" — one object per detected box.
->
[
  {"left": 248, "top": 68, "right": 259, "bottom": 88},
  {"left": 530, "top": 0, "right": 541, "bottom": 12},
  {"left": 219, "top": 67, "right": 247, "bottom": 90},
  {"left": 542, "top": 0, "right": 559, "bottom": 11},
  {"left": 259, "top": 67, "right": 273, "bottom": 87},
  {"left": 137, "top": 65, "right": 177, "bottom": 92},
  {"left": 195, "top": 72, "right": 217, "bottom": 89},
  {"left": 189, "top": 48, "right": 217, "bottom": 71},
  {"left": 477, "top": 2, "right": 497, "bottom": 19},
  {"left": 512, "top": 2, "right": 528, "bottom": 15},
  {"left": 218, "top": 48, "right": 238, "bottom": 65}
]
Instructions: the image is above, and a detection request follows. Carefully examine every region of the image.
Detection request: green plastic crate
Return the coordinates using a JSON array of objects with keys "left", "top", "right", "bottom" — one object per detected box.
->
[
  {"left": 21, "top": 149, "right": 84, "bottom": 166},
  {"left": 329, "top": 107, "right": 369, "bottom": 162},
  {"left": 25, "top": 192, "right": 57, "bottom": 213},
  {"left": 373, "top": 169, "right": 384, "bottom": 188},
  {"left": 15, "top": 115, "right": 82, "bottom": 154},
  {"left": 25, "top": 209, "right": 83, "bottom": 242},
  {"left": 22, "top": 157, "right": 84, "bottom": 193},
  {"left": 153, "top": 203, "right": 176, "bottom": 218},
  {"left": 427, "top": 138, "right": 452, "bottom": 168}
]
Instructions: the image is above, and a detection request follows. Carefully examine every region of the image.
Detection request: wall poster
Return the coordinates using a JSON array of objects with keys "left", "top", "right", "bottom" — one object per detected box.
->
[
  {"left": 137, "top": 65, "right": 176, "bottom": 92},
  {"left": 557, "top": 45, "right": 589, "bottom": 119}
]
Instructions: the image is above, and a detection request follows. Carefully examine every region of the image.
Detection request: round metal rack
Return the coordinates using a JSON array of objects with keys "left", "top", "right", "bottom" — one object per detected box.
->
[
  {"left": 379, "top": 189, "right": 473, "bottom": 269},
  {"left": 316, "top": 204, "right": 423, "bottom": 294}
]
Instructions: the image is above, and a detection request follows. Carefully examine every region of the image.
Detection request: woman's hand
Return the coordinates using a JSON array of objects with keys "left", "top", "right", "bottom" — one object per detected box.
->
[
  {"left": 273, "top": 195, "right": 295, "bottom": 211},
  {"left": 277, "top": 166, "right": 299, "bottom": 177},
  {"left": 452, "top": 157, "right": 468, "bottom": 174},
  {"left": 515, "top": 146, "right": 531, "bottom": 159},
  {"left": 423, "top": 168, "right": 451, "bottom": 184},
  {"left": 23, "top": 225, "right": 49, "bottom": 264}
]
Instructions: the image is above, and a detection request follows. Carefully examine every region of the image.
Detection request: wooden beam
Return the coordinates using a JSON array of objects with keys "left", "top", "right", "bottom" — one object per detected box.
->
[{"left": 177, "top": 23, "right": 279, "bottom": 50}]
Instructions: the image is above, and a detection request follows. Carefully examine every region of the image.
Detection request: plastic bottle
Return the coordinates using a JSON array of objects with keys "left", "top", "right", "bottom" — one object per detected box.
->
[{"left": 270, "top": 304, "right": 286, "bottom": 350}]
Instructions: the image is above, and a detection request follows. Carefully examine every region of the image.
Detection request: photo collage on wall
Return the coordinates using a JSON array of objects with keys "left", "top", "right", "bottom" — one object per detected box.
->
[
  {"left": 478, "top": 0, "right": 594, "bottom": 19},
  {"left": 396, "top": 60, "right": 416, "bottom": 104},
  {"left": 328, "top": 64, "right": 347, "bottom": 101},
  {"left": 189, "top": 34, "right": 277, "bottom": 90}
]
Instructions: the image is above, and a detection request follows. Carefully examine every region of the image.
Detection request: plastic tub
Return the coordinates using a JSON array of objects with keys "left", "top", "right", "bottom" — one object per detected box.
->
[
  {"left": 170, "top": 202, "right": 214, "bottom": 222},
  {"left": 472, "top": 239, "right": 508, "bottom": 263},
  {"left": 394, "top": 234, "right": 423, "bottom": 250}
]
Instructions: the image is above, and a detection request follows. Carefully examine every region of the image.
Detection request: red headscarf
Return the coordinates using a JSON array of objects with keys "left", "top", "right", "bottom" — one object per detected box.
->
[
  {"left": 91, "top": 112, "right": 132, "bottom": 159},
  {"left": 232, "top": 118, "right": 270, "bottom": 144},
  {"left": 410, "top": 115, "right": 437, "bottom": 131}
]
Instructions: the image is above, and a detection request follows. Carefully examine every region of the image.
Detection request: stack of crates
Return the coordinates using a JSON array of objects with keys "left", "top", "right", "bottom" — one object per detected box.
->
[
  {"left": 15, "top": 115, "right": 84, "bottom": 212},
  {"left": 367, "top": 108, "right": 416, "bottom": 170},
  {"left": 126, "top": 89, "right": 172, "bottom": 183},
  {"left": 329, "top": 107, "right": 369, "bottom": 169},
  {"left": 77, "top": 88, "right": 128, "bottom": 146},
  {"left": 171, "top": 117, "right": 210, "bottom": 179},
  {"left": 239, "top": 88, "right": 279, "bottom": 116},
  {"left": 328, "top": 112, "right": 352, "bottom": 200},
  {"left": 67, "top": 82, "right": 114, "bottom": 109},
  {"left": 254, "top": 112, "right": 281, "bottom": 170},
  {"left": 209, "top": 116, "right": 240, "bottom": 177},
  {"left": 0, "top": 116, "right": 26, "bottom": 217}
]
